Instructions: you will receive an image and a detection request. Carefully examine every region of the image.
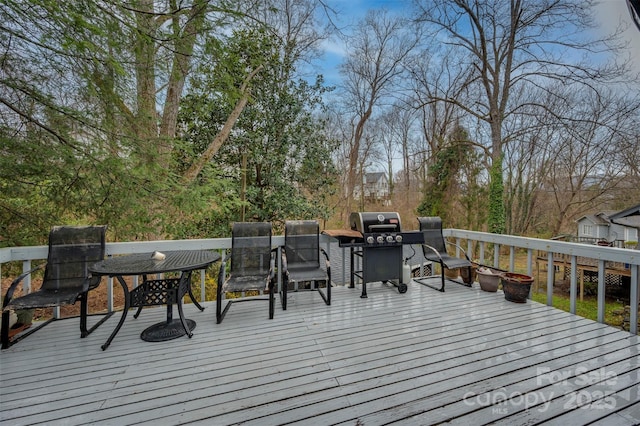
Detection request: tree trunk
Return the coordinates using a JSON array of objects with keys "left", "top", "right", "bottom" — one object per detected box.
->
[
  {"left": 159, "top": 1, "right": 207, "bottom": 142},
  {"left": 134, "top": 0, "right": 158, "bottom": 159},
  {"left": 182, "top": 65, "right": 263, "bottom": 183}
]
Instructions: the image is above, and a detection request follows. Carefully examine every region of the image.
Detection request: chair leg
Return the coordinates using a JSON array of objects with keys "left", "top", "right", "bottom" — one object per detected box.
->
[
  {"left": 280, "top": 276, "right": 288, "bottom": 310},
  {"left": 326, "top": 268, "right": 331, "bottom": 305},
  {"left": 1, "top": 310, "right": 10, "bottom": 349},
  {"left": 216, "top": 286, "right": 223, "bottom": 323},
  {"left": 316, "top": 280, "right": 331, "bottom": 306},
  {"left": 217, "top": 300, "right": 233, "bottom": 324},
  {"left": 414, "top": 262, "right": 446, "bottom": 292},
  {"left": 269, "top": 281, "right": 275, "bottom": 319},
  {"left": 80, "top": 291, "right": 114, "bottom": 338},
  {"left": 80, "top": 293, "right": 87, "bottom": 336},
  {"left": 216, "top": 287, "right": 233, "bottom": 324}
]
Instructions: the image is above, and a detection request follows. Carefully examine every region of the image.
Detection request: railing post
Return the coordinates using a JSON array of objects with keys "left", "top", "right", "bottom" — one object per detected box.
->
[
  {"left": 22, "top": 260, "right": 32, "bottom": 294},
  {"left": 276, "top": 246, "right": 282, "bottom": 293},
  {"left": 494, "top": 244, "right": 500, "bottom": 269},
  {"left": 547, "top": 252, "right": 554, "bottom": 306},
  {"left": 200, "top": 269, "right": 206, "bottom": 302},
  {"left": 509, "top": 246, "right": 515, "bottom": 271},
  {"left": 598, "top": 259, "right": 606, "bottom": 323},
  {"left": 342, "top": 246, "right": 347, "bottom": 285},
  {"left": 570, "top": 256, "right": 577, "bottom": 315},
  {"left": 107, "top": 277, "right": 114, "bottom": 313},
  {"left": 631, "top": 265, "right": 638, "bottom": 335}
]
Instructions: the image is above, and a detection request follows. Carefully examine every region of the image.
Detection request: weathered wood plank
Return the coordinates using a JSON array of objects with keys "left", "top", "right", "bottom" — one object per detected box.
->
[
  {"left": 587, "top": 401, "right": 640, "bottom": 426},
  {"left": 1, "top": 282, "right": 638, "bottom": 426}
]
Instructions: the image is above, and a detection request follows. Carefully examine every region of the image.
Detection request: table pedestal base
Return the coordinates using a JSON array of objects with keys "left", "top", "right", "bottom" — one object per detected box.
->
[{"left": 140, "top": 319, "right": 196, "bottom": 342}]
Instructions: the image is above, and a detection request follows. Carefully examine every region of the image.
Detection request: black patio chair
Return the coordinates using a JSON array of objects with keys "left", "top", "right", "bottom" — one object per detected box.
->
[
  {"left": 281, "top": 220, "right": 331, "bottom": 310},
  {"left": 216, "top": 222, "right": 276, "bottom": 323},
  {"left": 414, "top": 217, "right": 472, "bottom": 292},
  {"left": 1, "top": 225, "right": 112, "bottom": 349}
]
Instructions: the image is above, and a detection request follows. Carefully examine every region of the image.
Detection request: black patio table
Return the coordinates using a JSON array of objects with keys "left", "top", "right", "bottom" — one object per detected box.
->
[{"left": 90, "top": 250, "right": 220, "bottom": 350}]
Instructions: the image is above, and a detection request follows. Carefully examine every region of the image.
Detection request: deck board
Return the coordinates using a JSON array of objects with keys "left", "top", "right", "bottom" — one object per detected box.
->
[{"left": 1, "top": 279, "right": 638, "bottom": 425}]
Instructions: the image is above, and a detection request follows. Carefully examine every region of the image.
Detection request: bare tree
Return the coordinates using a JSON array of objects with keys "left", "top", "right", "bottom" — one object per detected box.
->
[
  {"left": 337, "top": 9, "right": 420, "bottom": 222},
  {"left": 413, "top": 0, "right": 630, "bottom": 233},
  {"left": 369, "top": 116, "right": 396, "bottom": 198},
  {"left": 407, "top": 47, "right": 475, "bottom": 195},
  {"left": 376, "top": 103, "right": 420, "bottom": 193},
  {"left": 539, "top": 86, "right": 640, "bottom": 235}
]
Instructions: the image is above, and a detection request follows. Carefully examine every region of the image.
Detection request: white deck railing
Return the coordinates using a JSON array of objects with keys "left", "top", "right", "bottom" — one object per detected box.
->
[
  {"left": 1, "top": 231, "right": 638, "bottom": 334},
  {"left": 444, "top": 229, "right": 639, "bottom": 335}
]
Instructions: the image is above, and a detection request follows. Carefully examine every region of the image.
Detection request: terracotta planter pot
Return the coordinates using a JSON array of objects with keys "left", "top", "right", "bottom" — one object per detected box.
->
[
  {"left": 501, "top": 272, "right": 534, "bottom": 303},
  {"left": 476, "top": 268, "right": 500, "bottom": 292},
  {"left": 444, "top": 267, "right": 459, "bottom": 279},
  {"left": 460, "top": 265, "right": 477, "bottom": 285}
]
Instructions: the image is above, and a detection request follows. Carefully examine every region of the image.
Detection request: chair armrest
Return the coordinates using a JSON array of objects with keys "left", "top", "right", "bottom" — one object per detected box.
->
[
  {"left": 2, "top": 263, "right": 45, "bottom": 310},
  {"left": 320, "top": 248, "right": 330, "bottom": 269},
  {"left": 421, "top": 244, "right": 443, "bottom": 262},
  {"left": 280, "top": 251, "right": 289, "bottom": 276},
  {"left": 217, "top": 252, "right": 229, "bottom": 286},
  {"left": 445, "top": 240, "right": 472, "bottom": 261},
  {"left": 268, "top": 248, "right": 277, "bottom": 281}
]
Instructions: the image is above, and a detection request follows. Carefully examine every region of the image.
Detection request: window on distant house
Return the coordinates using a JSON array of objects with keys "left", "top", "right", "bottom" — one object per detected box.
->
[{"left": 582, "top": 224, "right": 593, "bottom": 236}]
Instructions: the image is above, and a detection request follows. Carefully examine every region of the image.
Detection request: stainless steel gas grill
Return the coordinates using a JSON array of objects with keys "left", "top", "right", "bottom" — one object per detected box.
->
[{"left": 339, "top": 212, "right": 423, "bottom": 298}]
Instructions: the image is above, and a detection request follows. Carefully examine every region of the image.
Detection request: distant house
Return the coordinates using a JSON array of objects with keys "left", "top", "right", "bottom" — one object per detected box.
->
[
  {"left": 354, "top": 172, "right": 390, "bottom": 204},
  {"left": 576, "top": 203, "right": 640, "bottom": 247}
]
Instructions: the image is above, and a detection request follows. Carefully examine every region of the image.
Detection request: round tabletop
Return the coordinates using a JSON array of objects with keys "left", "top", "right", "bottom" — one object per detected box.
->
[{"left": 89, "top": 250, "right": 220, "bottom": 276}]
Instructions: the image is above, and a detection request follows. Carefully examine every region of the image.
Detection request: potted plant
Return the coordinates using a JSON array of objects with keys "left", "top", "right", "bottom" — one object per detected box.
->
[
  {"left": 624, "top": 241, "right": 638, "bottom": 250},
  {"left": 476, "top": 267, "right": 500, "bottom": 292},
  {"left": 501, "top": 272, "right": 534, "bottom": 303}
]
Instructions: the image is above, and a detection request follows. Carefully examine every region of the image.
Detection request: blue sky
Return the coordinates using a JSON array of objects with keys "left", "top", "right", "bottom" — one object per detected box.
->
[
  {"left": 312, "top": 0, "right": 640, "bottom": 88},
  {"left": 313, "top": 0, "right": 412, "bottom": 86}
]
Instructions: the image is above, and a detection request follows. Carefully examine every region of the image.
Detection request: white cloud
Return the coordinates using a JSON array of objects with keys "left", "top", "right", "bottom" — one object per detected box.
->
[
  {"left": 593, "top": 0, "right": 640, "bottom": 74},
  {"left": 320, "top": 39, "right": 347, "bottom": 57}
]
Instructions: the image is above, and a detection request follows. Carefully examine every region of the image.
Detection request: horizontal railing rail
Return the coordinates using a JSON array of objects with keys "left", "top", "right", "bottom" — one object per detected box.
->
[
  {"left": 1, "top": 231, "right": 638, "bottom": 334},
  {"left": 445, "top": 229, "right": 639, "bottom": 335},
  {"left": 0, "top": 237, "right": 285, "bottom": 320}
]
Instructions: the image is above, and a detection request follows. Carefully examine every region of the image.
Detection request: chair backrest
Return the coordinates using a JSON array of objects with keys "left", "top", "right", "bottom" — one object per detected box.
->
[
  {"left": 417, "top": 217, "right": 447, "bottom": 254},
  {"left": 285, "top": 220, "right": 320, "bottom": 269},
  {"left": 42, "top": 226, "right": 107, "bottom": 292},
  {"left": 231, "top": 222, "right": 272, "bottom": 276}
]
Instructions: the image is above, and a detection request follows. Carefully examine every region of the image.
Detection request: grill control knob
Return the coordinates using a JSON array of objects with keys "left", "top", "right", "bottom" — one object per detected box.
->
[
  {"left": 386, "top": 235, "right": 394, "bottom": 243},
  {"left": 395, "top": 235, "right": 403, "bottom": 243},
  {"left": 376, "top": 235, "right": 385, "bottom": 244},
  {"left": 367, "top": 236, "right": 375, "bottom": 244}
]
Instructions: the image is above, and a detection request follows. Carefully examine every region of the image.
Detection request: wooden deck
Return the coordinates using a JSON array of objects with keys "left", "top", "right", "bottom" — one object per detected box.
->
[{"left": 1, "top": 279, "right": 639, "bottom": 425}]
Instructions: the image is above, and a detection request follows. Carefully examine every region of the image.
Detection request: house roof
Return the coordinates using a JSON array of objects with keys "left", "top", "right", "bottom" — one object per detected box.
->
[
  {"left": 610, "top": 203, "right": 640, "bottom": 229},
  {"left": 576, "top": 212, "right": 614, "bottom": 225},
  {"left": 577, "top": 203, "right": 640, "bottom": 229},
  {"left": 613, "top": 216, "right": 640, "bottom": 228},
  {"left": 365, "top": 172, "right": 387, "bottom": 184},
  {"left": 609, "top": 203, "right": 640, "bottom": 220}
]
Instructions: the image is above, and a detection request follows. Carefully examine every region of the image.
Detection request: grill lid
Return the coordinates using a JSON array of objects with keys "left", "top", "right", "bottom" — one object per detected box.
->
[{"left": 350, "top": 212, "right": 402, "bottom": 233}]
